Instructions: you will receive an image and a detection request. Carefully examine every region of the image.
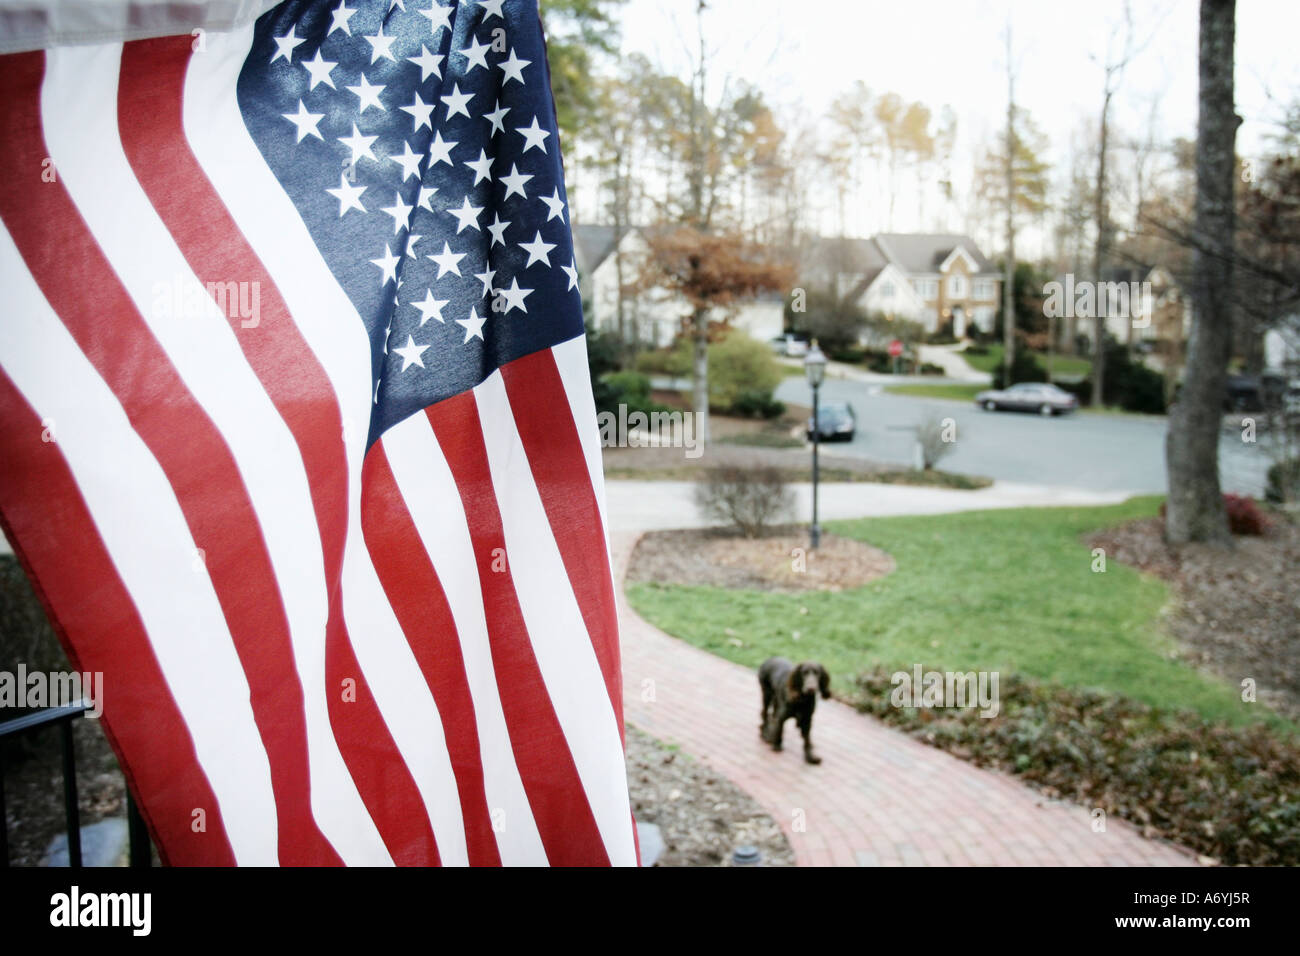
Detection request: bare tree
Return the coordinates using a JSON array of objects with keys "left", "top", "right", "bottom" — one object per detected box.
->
[
  {"left": 1088, "top": 1, "right": 1158, "bottom": 405},
  {"left": 1165, "top": 0, "right": 1238, "bottom": 546},
  {"left": 1003, "top": 23, "right": 1017, "bottom": 380}
]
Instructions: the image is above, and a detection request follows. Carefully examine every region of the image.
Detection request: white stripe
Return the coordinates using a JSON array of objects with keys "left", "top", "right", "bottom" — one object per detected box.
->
[
  {"left": 41, "top": 41, "right": 389, "bottom": 866},
  {"left": 187, "top": 24, "right": 469, "bottom": 864},
  {"left": 553, "top": 333, "right": 615, "bottom": 564},
  {"left": 0, "top": 219, "right": 278, "bottom": 866},
  {"left": 474, "top": 371, "right": 638, "bottom": 866},
  {"left": 382, "top": 416, "right": 547, "bottom": 865}
]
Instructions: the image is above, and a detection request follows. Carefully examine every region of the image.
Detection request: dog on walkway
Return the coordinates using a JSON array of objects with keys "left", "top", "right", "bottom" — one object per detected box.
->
[{"left": 758, "top": 657, "right": 830, "bottom": 764}]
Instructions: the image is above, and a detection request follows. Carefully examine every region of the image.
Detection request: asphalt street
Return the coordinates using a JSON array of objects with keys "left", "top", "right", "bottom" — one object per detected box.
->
[{"left": 775, "top": 377, "right": 1277, "bottom": 496}]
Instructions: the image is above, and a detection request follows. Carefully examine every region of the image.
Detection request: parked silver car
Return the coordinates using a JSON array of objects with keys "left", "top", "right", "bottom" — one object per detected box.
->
[{"left": 975, "top": 382, "right": 1079, "bottom": 416}]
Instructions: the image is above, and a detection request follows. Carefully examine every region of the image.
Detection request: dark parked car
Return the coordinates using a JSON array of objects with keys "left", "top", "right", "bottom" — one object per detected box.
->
[
  {"left": 807, "top": 401, "right": 857, "bottom": 441},
  {"left": 1224, "top": 373, "right": 1288, "bottom": 412},
  {"left": 974, "top": 382, "right": 1078, "bottom": 416}
]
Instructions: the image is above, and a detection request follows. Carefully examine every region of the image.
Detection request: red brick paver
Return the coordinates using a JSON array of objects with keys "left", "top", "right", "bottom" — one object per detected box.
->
[{"left": 614, "top": 531, "right": 1199, "bottom": 867}]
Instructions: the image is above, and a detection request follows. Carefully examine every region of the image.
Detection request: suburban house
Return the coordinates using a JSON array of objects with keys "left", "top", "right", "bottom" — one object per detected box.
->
[
  {"left": 571, "top": 224, "right": 785, "bottom": 348},
  {"left": 1265, "top": 318, "right": 1299, "bottom": 374},
  {"left": 804, "top": 233, "right": 1003, "bottom": 337},
  {"left": 1068, "top": 264, "right": 1192, "bottom": 348}
]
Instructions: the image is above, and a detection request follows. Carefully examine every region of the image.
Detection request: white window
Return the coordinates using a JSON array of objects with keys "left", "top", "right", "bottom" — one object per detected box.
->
[
  {"left": 913, "top": 278, "right": 938, "bottom": 299},
  {"left": 881, "top": 281, "right": 894, "bottom": 298},
  {"left": 974, "top": 280, "right": 995, "bottom": 300},
  {"left": 948, "top": 274, "right": 967, "bottom": 298}
]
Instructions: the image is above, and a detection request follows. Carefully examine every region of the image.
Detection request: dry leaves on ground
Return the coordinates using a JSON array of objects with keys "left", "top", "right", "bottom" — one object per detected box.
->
[{"left": 627, "top": 527, "right": 894, "bottom": 594}]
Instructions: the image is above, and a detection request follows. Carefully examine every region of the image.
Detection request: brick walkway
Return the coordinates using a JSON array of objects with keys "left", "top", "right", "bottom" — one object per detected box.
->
[{"left": 614, "top": 531, "right": 1199, "bottom": 867}]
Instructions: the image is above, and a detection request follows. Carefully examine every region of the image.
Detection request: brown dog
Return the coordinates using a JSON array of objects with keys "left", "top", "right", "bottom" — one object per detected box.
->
[{"left": 758, "top": 657, "right": 830, "bottom": 764}]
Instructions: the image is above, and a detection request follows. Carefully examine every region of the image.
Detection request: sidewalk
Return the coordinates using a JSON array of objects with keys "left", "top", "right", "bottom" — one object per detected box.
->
[
  {"left": 615, "top": 530, "right": 1199, "bottom": 867},
  {"left": 605, "top": 478, "right": 1136, "bottom": 532}
]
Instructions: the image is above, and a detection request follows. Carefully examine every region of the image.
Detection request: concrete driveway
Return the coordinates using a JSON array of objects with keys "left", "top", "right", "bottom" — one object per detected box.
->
[{"left": 776, "top": 376, "right": 1276, "bottom": 496}]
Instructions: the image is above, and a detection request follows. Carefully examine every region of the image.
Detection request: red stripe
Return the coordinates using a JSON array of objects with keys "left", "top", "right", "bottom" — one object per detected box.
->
[
  {"left": 114, "top": 36, "right": 440, "bottom": 867},
  {"left": 500, "top": 350, "right": 623, "bottom": 729},
  {"left": 0, "top": 48, "right": 345, "bottom": 865},
  {"left": 0, "top": 370, "right": 237, "bottom": 866},
  {"left": 361, "top": 443, "right": 501, "bottom": 865},
  {"left": 426, "top": 395, "right": 610, "bottom": 865}
]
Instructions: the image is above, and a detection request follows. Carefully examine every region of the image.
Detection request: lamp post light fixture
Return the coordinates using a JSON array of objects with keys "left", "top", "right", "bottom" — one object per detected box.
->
[{"left": 804, "top": 342, "right": 827, "bottom": 550}]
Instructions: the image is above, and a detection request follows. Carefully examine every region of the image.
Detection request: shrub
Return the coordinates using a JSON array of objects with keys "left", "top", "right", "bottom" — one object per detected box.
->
[
  {"left": 602, "top": 370, "right": 652, "bottom": 408},
  {"left": 864, "top": 349, "right": 895, "bottom": 374},
  {"left": 587, "top": 329, "right": 623, "bottom": 415},
  {"left": 826, "top": 344, "right": 866, "bottom": 364},
  {"left": 1158, "top": 494, "right": 1269, "bottom": 535},
  {"left": 693, "top": 464, "right": 793, "bottom": 537},
  {"left": 1058, "top": 341, "right": 1165, "bottom": 413},
  {"left": 634, "top": 344, "right": 692, "bottom": 379},
  {"left": 597, "top": 370, "right": 676, "bottom": 418},
  {"left": 919, "top": 362, "right": 945, "bottom": 376},
  {"left": 708, "top": 331, "right": 782, "bottom": 413},
  {"left": 989, "top": 348, "right": 1048, "bottom": 389},
  {"left": 1104, "top": 345, "right": 1166, "bottom": 414},
  {"left": 1223, "top": 494, "right": 1269, "bottom": 535},
  {"left": 1265, "top": 457, "right": 1300, "bottom": 504},
  {"left": 914, "top": 412, "right": 956, "bottom": 470},
  {"left": 785, "top": 289, "right": 867, "bottom": 353},
  {"left": 731, "top": 389, "right": 786, "bottom": 420}
]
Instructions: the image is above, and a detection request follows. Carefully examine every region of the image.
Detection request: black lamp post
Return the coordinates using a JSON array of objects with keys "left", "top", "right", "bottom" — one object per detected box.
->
[{"left": 804, "top": 343, "right": 826, "bottom": 549}]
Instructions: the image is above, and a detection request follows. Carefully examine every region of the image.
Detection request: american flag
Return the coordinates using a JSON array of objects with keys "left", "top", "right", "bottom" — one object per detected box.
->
[{"left": 0, "top": 0, "right": 635, "bottom": 866}]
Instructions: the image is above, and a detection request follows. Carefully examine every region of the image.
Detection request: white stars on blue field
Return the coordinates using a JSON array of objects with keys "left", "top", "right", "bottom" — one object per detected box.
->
[{"left": 239, "top": 0, "right": 582, "bottom": 448}]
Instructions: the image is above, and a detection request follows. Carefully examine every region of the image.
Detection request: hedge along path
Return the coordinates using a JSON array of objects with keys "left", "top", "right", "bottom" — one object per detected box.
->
[{"left": 613, "top": 530, "right": 1200, "bottom": 867}]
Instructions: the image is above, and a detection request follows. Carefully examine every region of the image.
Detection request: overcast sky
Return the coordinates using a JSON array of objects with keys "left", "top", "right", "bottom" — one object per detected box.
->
[{"left": 609, "top": 0, "right": 1299, "bottom": 244}]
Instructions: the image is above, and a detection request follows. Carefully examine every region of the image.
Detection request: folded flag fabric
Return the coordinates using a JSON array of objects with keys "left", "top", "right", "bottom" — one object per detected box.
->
[{"left": 0, "top": 0, "right": 635, "bottom": 866}]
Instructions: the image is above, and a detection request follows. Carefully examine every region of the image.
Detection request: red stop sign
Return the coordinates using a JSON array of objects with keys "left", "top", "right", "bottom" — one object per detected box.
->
[{"left": 888, "top": 339, "right": 903, "bottom": 357}]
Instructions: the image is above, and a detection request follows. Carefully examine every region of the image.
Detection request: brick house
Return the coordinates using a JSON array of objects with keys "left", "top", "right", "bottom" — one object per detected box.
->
[{"left": 805, "top": 233, "right": 1003, "bottom": 336}]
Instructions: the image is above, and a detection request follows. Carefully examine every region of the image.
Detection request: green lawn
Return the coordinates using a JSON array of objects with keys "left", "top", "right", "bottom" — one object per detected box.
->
[
  {"left": 885, "top": 383, "right": 984, "bottom": 402},
  {"left": 963, "top": 345, "right": 1092, "bottom": 379},
  {"left": 627, "top": 498, "right": 1283, "bottom": 730}
]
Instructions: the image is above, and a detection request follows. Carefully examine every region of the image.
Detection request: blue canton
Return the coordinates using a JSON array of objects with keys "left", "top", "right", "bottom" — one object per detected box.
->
[{"left": 238, "top": 0, "right": 582, "bottom": 448}]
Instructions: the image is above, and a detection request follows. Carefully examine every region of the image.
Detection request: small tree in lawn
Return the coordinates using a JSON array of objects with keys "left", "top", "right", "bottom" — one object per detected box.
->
[{"left": 639, "top": 227, "right": 792, "bottom": 444}]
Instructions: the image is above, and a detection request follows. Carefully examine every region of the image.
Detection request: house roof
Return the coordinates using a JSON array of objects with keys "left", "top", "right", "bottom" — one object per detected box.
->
[
  {"left": 570, "top": 223, "right": 619, "bottom": 274},
  {"left": 874, "top": 233, "right": 996, "bottom": 274},
  {"left": 804, "top": 235, "right": 889, "bottom": 276}
]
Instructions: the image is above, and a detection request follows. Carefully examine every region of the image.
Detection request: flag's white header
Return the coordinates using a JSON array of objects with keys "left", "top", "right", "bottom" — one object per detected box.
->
[{"left": 0, "top": 0, "right": 279, "bottom": 53}]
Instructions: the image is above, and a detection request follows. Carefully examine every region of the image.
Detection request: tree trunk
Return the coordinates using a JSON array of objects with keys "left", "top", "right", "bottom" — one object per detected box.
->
[
  {"left": 1165, "top": 0, "right": 1237, "bottom": 546},
  {"left": 1003, "top": 29, "right": 1016, "bottom": 378},
  {"left": 691, "top": 304, "right": 710, "bottom": 445},
  {"left": 1091, "top": 90, "right": 1111, "bottom": 407}
]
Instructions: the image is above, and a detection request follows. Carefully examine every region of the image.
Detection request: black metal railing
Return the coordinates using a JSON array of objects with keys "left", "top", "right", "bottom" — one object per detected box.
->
[{"left": 0, "top": 700, "right": 151, "bottom": 867}]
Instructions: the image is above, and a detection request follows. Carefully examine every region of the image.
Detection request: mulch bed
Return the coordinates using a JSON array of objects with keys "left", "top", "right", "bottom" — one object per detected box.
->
[
  {"left": 625, "top": 725, "right": 794, "bottom": 867},
  {"left": 1086, "top": 515, "right": 1300, "bottom": 722},
  {"left": 852, "top": 667, "right": 1300, "bottom": 866},
  {"left": 626, "top": 527, "right": 895, "bottom": 594}
]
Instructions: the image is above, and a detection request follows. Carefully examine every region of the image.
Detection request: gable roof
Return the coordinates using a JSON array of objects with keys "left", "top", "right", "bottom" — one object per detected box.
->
[
  {"left": 803, "top": 236, "right": 888, "bottom": 276},
  {"left": 874, "top": 233, "right": 996, "bottom": 274},
  {"left": 570, "top": 223, "right": 619, "bottom": 274}
]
